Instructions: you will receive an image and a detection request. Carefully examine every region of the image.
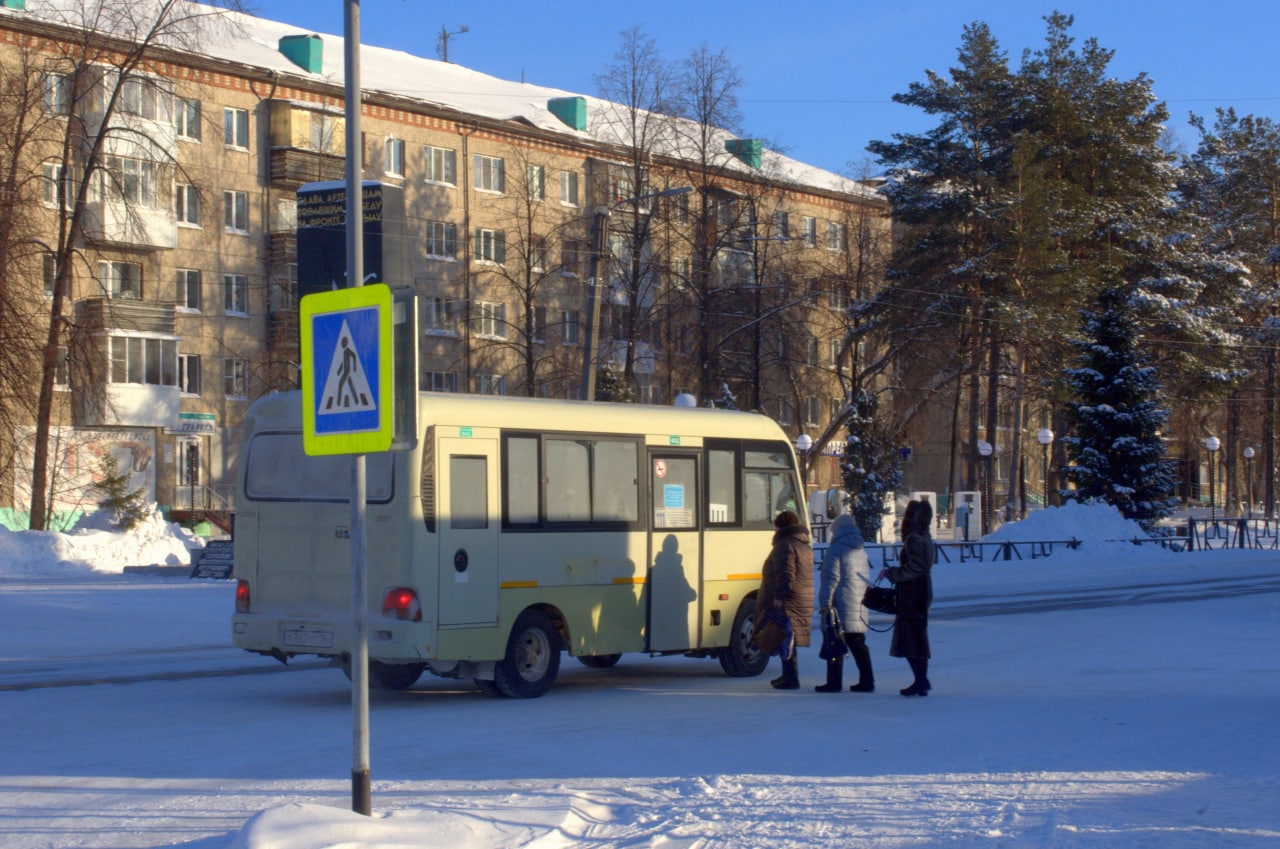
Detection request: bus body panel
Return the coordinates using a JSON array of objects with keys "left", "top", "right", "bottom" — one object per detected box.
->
[{"left": 232, "top": 391, "right": 803, "bottom": 692}]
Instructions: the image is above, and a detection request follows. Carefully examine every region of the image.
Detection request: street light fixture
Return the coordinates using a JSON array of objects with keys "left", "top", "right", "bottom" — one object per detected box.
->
[
  {"left": 1244, "top": 446, "right": 1256, "bottom": 519},
  {"left": 976, "top": 439, "right": 994, "bottom": 537},
  {"left": 580, "top": 186, "right": 693, "bottom": 402},
  {"left": 1205, "top": 435, "right": 1221, "bottom": 523},
  {"left": 1036, "top": 427, "right": 1054, "bottom": 509},
  {"left": 795, "top": 433, "right": 813, "bottom": 490}
]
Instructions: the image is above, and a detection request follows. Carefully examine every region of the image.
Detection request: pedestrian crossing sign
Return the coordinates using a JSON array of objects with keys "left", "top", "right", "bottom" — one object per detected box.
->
[{"left": 300, "top": 284, "right": 394, "bottom": 455}]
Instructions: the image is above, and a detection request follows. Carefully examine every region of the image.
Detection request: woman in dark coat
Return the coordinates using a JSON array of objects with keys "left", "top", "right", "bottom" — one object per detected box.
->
[
  {"left": 755, "top": 510, "right": 814, "bottom": 690},
  {"left": 877, "top": 499, "right": 935, "bottom": 696}
]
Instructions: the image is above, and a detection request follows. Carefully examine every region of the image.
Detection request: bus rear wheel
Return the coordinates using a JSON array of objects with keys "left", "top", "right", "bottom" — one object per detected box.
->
[
  {"left": 719, "top": 598, "right": 769, "bottom": 678},
  {"left": 577, "top": 653, "right": 622, "bottom": 669},
  {"left": 494, "top": 609, "right": 561, "bottom": 698}
]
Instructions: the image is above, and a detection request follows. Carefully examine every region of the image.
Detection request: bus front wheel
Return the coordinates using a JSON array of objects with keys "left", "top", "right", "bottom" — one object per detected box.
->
[
  {"left": 494, "top": 609, "right": 561, "bottom": 698},
  {"left": 719, "top": 598, "right": 769, "bottom": 678}
]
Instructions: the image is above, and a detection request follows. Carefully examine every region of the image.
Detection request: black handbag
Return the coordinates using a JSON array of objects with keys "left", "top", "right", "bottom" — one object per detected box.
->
[
  {"left": 818, "top": 610, "right": 847, "bottom": 661},
  {"left": 862, "top": 583, "right": 898, "bottom": 615}
]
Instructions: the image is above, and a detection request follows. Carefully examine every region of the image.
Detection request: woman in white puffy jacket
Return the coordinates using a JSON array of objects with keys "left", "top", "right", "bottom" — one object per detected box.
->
[{"left": 815, "top": 513, "right": 875, "bottom": 693}]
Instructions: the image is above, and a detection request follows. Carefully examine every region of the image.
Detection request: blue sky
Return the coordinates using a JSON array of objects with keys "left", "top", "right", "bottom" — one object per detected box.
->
[{"left": 255, "top": 0, "right": 1280, "bottom": 176}]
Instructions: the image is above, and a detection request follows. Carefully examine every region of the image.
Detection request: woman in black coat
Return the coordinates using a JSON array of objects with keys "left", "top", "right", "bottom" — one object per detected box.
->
[{"left": 877, "top": 499, "right": 935, "bottom": 696}]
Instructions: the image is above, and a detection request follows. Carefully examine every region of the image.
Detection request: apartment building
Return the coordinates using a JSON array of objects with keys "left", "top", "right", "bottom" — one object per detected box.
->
[{"left": 0, "top": 1, "right": 889, "bottom": 524}]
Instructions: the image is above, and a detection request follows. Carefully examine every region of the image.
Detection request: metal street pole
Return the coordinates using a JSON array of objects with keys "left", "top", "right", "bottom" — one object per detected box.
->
[
  {"left": 1244, "top": 446, "right": 1256, "bottom": 519},
  {"left": 1205, "top": 436, "right": 1220, "bottom": 525},
  {"left": 343, "top": 0, "right": 371, "bottom": 817},
  {"left": 579, "top": 211, "right": 608, "bottom": 401}
]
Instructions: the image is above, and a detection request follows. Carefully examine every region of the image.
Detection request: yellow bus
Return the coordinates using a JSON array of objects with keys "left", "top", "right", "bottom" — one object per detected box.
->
[{"left": 231, "top": 391, "right": 805, "bottom": 698}]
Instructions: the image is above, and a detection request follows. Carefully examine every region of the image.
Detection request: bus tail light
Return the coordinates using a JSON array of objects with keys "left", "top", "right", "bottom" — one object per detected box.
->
[
  {"left": 382, "top": 588, "right": 422, "bottom": 622},
  {"left": 235, "top": 580, "right": 251, "bottom": 613}
]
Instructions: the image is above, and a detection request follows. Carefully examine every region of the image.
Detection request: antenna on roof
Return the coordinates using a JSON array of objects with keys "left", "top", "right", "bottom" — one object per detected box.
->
[{"left": 436, "top": 23, "right": 468, "bottom": 63}]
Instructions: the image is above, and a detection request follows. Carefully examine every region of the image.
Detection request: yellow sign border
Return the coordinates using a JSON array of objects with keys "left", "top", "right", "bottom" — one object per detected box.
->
[{"left": 299, "top": 284, "right": 394, "bottom": 455}]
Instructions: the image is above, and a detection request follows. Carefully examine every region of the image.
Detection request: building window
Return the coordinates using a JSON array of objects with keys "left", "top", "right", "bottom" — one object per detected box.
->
[
  {"left": 671, "top": 256, "right": 690, "bottom": 290},
  {"left": 773, "top": 211, "right": 790, "bottom": 239},
  {"left": 41, "top": 163, "right": 66, "bottom": 208},
  {"left": 473, "top": 300, "right": 507, "bottom": 339},
  {"left": 175, "top": 97, "right": 201, "bottom": 140},
  {"left": 224, "top": 273, "right": 248, "bottom": 315},
  {"left": 828, "top": 287, "right": 850, "bottom": 312},
  {"left": 223, "top": 107, "right": 249, "bottom": 149},
  {"left": 308, "top": 113, "right": 340, "bottom": 153},
  {"left": 560, "top": 309, "right": 581, "bottom": 345},
  {"left": 423, "top": 371, "right": 457, "bottom": 392},
  {"left": 802, "top": 216, "right": 817, "bottom": 247},
  {"left": 474, "top": 228, "right": 505, "bottom": 264},
  {"left": 178, "top": 354, "right": 201, "bottom": 395},
  {"left": 476, "top": 373, "right": 507, "bottom": 395},
  {"left": 826, "top": 221, "right": 847, "bottom": 251},
  {"left": 526, "top": 164, "right": 545, "bottom": 200},
  {"left": 805, "top": 396, "right": 820, "bottom": 427},
  {"left": 176, "top": 268, "right": 201, "bottom": 311},
  {"left": 531, "top": 305, "right": 547, "bottom": 343},
  {"left": 561, "top": 239, "right": 586, "bottom": 277},
  {"left": 98, "top": 260, "right": 141, "bottom": 299},
  {"left": 42, "top": 254, "right": 58, "bottom": 297},
  {"left": 425, "top": 220, "right": 457, "bottom": 258},
  {"left": 110, "top": 336, "right": 177, "bottom": 386},
  {"left": 805, "top": 336, "right": 819, "bottom": 366},
  {"left": 384, "top": 137, "right": 404, "bottom": 176},
  {"left": 422, "top": 296, "right": 456, "bottom": 334},
  {"left": 473, "top": 154, "right": 504, "bottom": 193},
  {"left": 560, "top": 171, "right": 579, "bottom": 206},
  {"left": 175, "top": 184, "right": 200, "bottom": 226},
  {"left": 41, "top": 72, "right": 71, "bottom": 115},
  {"left": 779, "top": 399, "right": 793, "bottom": 426},
  {"left": 671, "top": 191, "right": 690, "bottom": 224},
  {"left": 828, "top": 338, "right": 842, "bottom": 367},
  {"left": 424, "top": 145, "right": 457, "bottom": 184},
  {"left": 531, "top": 236, "right": 549, "bottom": 271},
  {"left": 223, "top": 357, "right": 248, "bottom": 398},
  {"left": 223, "top": 190, "right": 248, "bottom": 233},
  {"left": 98, "top": 156, "right": 161, "bottom": 207},
  {"left": 120, "top": 77, "right": 166, "bottom": 121}
]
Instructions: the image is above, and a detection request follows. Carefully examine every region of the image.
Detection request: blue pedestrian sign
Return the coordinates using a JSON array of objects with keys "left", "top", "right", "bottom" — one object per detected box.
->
[{"left": 300, "top": 284, "right": 394, "bottom": 455}]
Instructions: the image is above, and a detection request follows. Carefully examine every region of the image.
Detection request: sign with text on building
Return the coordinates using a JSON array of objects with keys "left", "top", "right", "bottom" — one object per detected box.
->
[{"left": 300, "top": 284, "right": 394, "bottom": 456}]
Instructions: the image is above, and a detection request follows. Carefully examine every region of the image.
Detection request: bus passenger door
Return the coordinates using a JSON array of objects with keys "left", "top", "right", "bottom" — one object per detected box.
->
[
  {"left": 438, "top": 438, "right": 500, "bottom": 627},
  {"left": 647, "top": 452, "right": 701, "bottom": 651}
]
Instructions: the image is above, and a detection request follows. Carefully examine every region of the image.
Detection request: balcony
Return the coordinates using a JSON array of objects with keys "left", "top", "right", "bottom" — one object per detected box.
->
[
  {"left": 78, "top": 297, "right": 176, "bottom": 334},
  {"left": 82, "top": 200, "right": 177, "bottom": 250},
  {"left": 269, "top": 310, "right": 299, "bottom": 349},
  {"left": 270, "top": 147, "right": 345, "bottom": 188},
  {"left": 269, "top": 229, "right": 298, "bottom": 266}
]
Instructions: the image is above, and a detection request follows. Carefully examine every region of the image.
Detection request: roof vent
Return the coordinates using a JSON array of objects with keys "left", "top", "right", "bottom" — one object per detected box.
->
[
  {"left": 548, "top": 96, "right": 587, "bottom": 131},
  {"left": 725, "top": 138, "right": 762, "bottom": 169},
  {"left": 279, "top": 34, "right": 323, "bottom": 74},
  {"left": 1, "top": 0, "right": 26, "bottom": 9}
]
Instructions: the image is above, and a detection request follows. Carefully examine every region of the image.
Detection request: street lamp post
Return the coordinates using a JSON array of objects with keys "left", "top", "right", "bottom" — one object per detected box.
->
[
  {"left": 1036, "top": 427, "right": 1054, "bottom": 509},
  {"left": 1205, "top": 436, "right": 1221, "bottom": 523},
  {"left": 1244, "top": 446, "right": 1256, "bottom": 518},
  {"left": 795, "top": 433, "right": 812, "bottom": 492},
  {"left": 580, "top": 187, "right": 692, "bottom": 401},
  {"left": 977, "top": 439, "right": 994, "bottom": 537}
]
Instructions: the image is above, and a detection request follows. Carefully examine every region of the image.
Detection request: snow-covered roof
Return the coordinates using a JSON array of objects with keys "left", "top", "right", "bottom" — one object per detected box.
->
[{"left": 4, "top": 0, "right": 879, "bottom": 202}]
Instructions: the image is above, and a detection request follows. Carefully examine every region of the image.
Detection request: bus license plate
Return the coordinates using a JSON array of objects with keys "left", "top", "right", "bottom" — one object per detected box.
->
[{"left": 282, "top": 628, "right": 334, "bottom": 649}]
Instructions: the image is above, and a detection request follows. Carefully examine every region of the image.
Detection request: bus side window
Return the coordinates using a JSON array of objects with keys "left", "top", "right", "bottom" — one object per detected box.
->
[
  {"left": 450, "top": 455, "right": 488, "bottom": 529},
  {"left": 707, "top": 448, "right": 737, "bottom": 524}
]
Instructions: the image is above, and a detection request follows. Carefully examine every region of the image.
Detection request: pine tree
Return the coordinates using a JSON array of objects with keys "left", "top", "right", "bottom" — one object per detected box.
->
[
  {"left": 840, "top": 389, "right": 903, "bottom": 543},
  {"left": 593, "top": 364, "right": 634, "bottom": 403},
  {"left": 1062, "top": 285, "right": 1176, "bottom": 528},
  {"left": 93, "top": 452, "right": 149, "bottom": 531},
  {"left": 710, "top": 383, "right": 739, "bottom": 410}
]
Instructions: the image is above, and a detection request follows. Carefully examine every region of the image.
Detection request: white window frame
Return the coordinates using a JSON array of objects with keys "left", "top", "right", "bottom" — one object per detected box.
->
[
  {"left": 41, "top": 72, "right": 72, "bottom": 115},
  {"left": 473, "top": 154, "right": 505, "bottom": 193},
  {"left": 526, "top": 164, "right": 545, "bottom": 201},
  {"left": 223, "top": 190, "right": 249, "bottom": 234},
  {"left": 802, "top": 216, "right": 817, "bottom": 247},
  {"left": 805, "top": 396, "right": 820, "bottom": 428},
  {"left": 223, "top": 107, "right": 249, "bottom": 149},
  {"left": 176, "top": 268, "right": 201, "bottom": 312},
  {"left": 175, "top": 97, "right": 200, "bottom": 141},
  {"left": 43, "top": 254, "right": 57, "bottom": 298},
  {"left": 98, "top": 260, "right": 141, "bottom": 299},
  {"left": 475, "top": 373, "right": 507, "bottom": 395},
  {"left": 473, "top": 300, "right": 507, "bottom": 339},
  {"left": 42, "top": 163, "right": 66, "bottom": 208},
  {"left": 120, "top": 76, "right": 166, "bottom": 121},
  {"left": 425, "top": 220, "right": 457, "bottom": 259},
  {"left": 223, "top": 357, "right": 248, "bottom": 399},
  {"left": 826, "top": 221, "right": 847, "bottom": 252},
  {"left": 175, "top": 183, "right": 200, "bottom": 226},
  {"left": 423, "top": 371, "right": 458, "bottom": 392},
  {"left": 109, "top": 335, "right": 177, "bottom": 386},
  {"left": 560, "top": 309, "right": 581, "bottom": 346},
  {"left": 422, "top": 296, "right": 457, "bottom": 335},
  {"left": 178, "top": 353, "right": 201, "bottom": 395},
  {"left": 560, "top": 170, "right": 579, "bottom": 206},
  {"left": 384, "top": 137, "right": 404, "bottom": 177},
  {"left": 224, "top": 273, "right": 248, "bottom": 316},
  {"left": 474, "top": 227, "right": 505, "bottom": 264},
  {"left": 424, "top": 145, "right": 457, "bottom": 185}
]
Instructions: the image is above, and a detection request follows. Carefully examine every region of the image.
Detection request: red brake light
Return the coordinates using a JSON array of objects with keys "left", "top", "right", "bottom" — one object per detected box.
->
[
  {"left": 235, "top": 580, "right": 251, "bottom": 613},
  {"left": 382, "top": 588, "right": 422, "bottom": 622}
]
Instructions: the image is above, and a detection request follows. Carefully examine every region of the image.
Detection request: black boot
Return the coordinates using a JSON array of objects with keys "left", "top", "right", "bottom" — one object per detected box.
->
[
  {"left": 815, "top": 654, "right": 843, "bottom": 692},
  {"left": 901, "top": 657, "right": 929, "bottom": 697},
  {"left": 772, "top": 655, "right": 799, "bottom": 690},
  {"left": 847, "top": 633, "right": 875, "bottom": 692}
]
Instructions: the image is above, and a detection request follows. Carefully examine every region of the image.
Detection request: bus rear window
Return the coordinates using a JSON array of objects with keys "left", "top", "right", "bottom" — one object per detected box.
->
[{"left": 245, "top": 433, "right": 394, "bottom": 502}]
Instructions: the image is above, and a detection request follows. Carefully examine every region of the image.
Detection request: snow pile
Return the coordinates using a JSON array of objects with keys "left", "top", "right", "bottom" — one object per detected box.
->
[
  {"left": 985, "top": 500, "right": 1154, "bottom": 544},
  {"left": 0, "top": 506, "right": 201, "bottom": 578}
]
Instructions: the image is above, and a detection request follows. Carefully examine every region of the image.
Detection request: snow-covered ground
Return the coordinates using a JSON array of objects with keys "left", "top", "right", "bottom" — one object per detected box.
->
[{"left": 1, "top": 503, "right": 1278, "bottom": 848}]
